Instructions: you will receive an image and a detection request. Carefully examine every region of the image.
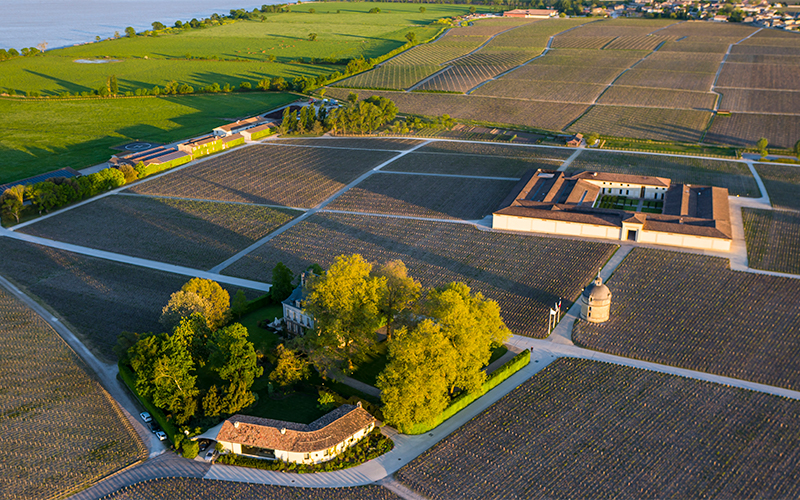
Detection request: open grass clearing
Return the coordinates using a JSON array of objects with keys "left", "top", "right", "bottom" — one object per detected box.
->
[
  {"left": 565, "top": 150, "right": 758, "bottom": 196},
  {"left": 102, "top": 478, "right": 400, "bottom": 500},
  {"left": 573, "top": 248, "right": 800, "bottom": 391},
  {"left": 324, "top": 88, "right": 590, "bottom": 132},
  {"left": 705, "top": 113, "right": 800, "bottom": 149},
  {"left": 0, "top": 238, "right": 262, "bottom": 363},
  {"left": 18, "top": 195, "right": 301, "bottom": 269},
  {"left": 568, "top": 105, "right": 712, "bottom": 143},
  {"left": 223, "top": 212, "right": 617, "bottom": 339},
  {"left": 742, "top": 208, "right": 800, "bottom": 275},
  {"left": 398, "top": 357, "right": 800, "bottom": 499},
  {"left": 0, "top": 286, "right": 146, "bottom": 499},
  {"left": 753, "top": 163, "right": 800, "bottom": 211},
  {"left": 0, "top": 92, "right": 296, "bottom": 184},
  {"left": 326, "top": 173, "right": 517, "bottom": 220},
  {"left": 128, "top": 143, "right": 396, "bottom": 208}
]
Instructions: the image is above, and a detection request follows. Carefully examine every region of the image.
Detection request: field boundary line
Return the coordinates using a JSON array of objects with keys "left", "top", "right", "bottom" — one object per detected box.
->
[
  {"left": 711, "top": 27, "right": 763, "bottom": 111},
  {"left": 112, "top": 192, "right": 311, "bottom": 212},
  {"left": 7, "top": 142, "right": 262, "bottom": 232},
  {"left": 466, "top": 20, "right": 600, "bottom": 95},
  {"left": 208, "top": 140, "right": 433, "bottom": 274},
  {"left": 377, "top": 170, "right": 521, "bottom": 181},
  {"left": 744, "top": 160, "right": 771, "bottom": 204},
  {"left": 0, "top": 228, "right": 272, "bottom": 292}
]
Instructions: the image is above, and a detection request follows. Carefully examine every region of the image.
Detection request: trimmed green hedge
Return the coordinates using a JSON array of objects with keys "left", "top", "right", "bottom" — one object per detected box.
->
[
  {"left": 404, "top": 349, "right": 531, "bottom": 435},
  {"left": 118, "top": 362, "right": 179, "bottom": 444}
]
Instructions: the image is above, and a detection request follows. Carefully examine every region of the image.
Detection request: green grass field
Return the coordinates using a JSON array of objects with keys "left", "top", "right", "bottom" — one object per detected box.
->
[
  {"left": 0, "top": 92, "right": 295, "bottom": 183},
  {"left": 0, "top": 3, "right": 484, "bottom": 96}
]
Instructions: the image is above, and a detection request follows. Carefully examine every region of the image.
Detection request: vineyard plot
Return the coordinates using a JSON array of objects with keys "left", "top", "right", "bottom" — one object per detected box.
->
[
  {"left": 268, "top": 138, "right": 424, "bottom": 150},
  {"left": 128, "top": 144, "right": 395, "bottom": 208},
  {"left": 633, "top": 51, "right": 723, "bottom": 73},
  {"left": 567, "top": 105, "right": 712, "bottom": 143},
  {"left": 0, "top": 286, "right": 146, "bottom": 499},
  {"left": 565, "top": 150, "right": 758, "bottom": 197},
  {"left": 753, "top": 163, "right": 800, "bottom": 211},
  {"left": 335, "top": 64, "right": 441, "bottom": 90},
  {"left": 0, "top": 238, "right": 258, "bottom": 362},
  {"left": 613, "top": 68, "right": 716, "bottom": 92},
  {"left": 417, "top": 141, "right": 574, "bottom": 161},
  {"left": 386, "top": 151, "right": 562, "bottom": 177},
  {"left": 573, "top": 248, "right": 800, "bottom": 391},
  {"left": 742, "top": 208, "right": 800, "bottom": 275},
  {"left": 597, "top": 86, "right": 717, "bottom": 111},
  {"left": 326, "top": 173, "right": 517, "bottom": 220},
  {"left": 474, "top": 79, "right": 606, "bottom": 103},
  {"left": 101, "top": 478, "right": 400, "bottom": 500},
  {"left": 705, "top": 113, "right": 800, "bottom": 149},
  {"left": 717, "top": 88, "right": 800, "bottom": 114},
  {"left": 730, "top": 44, "right": 800, "bottom": 57},
  {"left": 224, "top": 212, "right": 616, "bottom": 338},
  {"left": 398, "top": 358, "right": 800, "bottom": 500},
  {"left": 417, "top": 64, "right": 514, "bottom": 93},
  {"left": 19, "top": 195, "right": 301, "bottom": 269},
  {"left": 716, "top": 63, "right": 800, "bottom": 91}
]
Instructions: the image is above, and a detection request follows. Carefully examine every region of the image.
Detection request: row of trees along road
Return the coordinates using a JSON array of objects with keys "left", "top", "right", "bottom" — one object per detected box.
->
[
  {"left": 280, "top": 254, "right": 511, "bottom": 432},
  {"left": 117, "top": 278, "right": 256, "bottom": 426}
]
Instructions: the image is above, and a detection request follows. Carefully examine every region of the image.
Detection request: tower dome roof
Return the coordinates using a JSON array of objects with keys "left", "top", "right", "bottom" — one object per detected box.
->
[{"left": 583, "top": 276, "right": 611, "bottom": 301}]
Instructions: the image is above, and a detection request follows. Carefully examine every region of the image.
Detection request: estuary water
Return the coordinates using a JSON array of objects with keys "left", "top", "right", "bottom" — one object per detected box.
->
[{"left": 0, "top": 0, "right": 289, "bottom": 51}]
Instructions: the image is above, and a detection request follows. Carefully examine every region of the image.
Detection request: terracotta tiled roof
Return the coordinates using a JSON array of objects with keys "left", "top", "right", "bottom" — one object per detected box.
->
[
  {"left": 215, "top": 116, "right": 266, "bottom": 133},
  {"left": 217, "top": 405, "right": 376, "bottom": 453},
  {"left": 221, "top": 133, "right": 244, "bottom": 144}
]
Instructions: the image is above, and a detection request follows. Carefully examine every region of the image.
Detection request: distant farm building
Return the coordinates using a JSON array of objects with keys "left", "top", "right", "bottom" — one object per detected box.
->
[
  {"left": 213, "top": 116, "right": 270, "bottom": 137},
  {"left": 492, "top": 170, "right": 732, "bottom": 251},
  {"left": 109, "top": 146, "right": 190, "bottom": 169},
  {"left": 503, "top": 8, "right": 557, "bottom": 18},
  {"left": 212, "top": 404, "right": 377, "bottom": 464},
  {"left": 567, "top": 133, "right": 584, "bottom": 147},
  {"left": 580, "top": 276, "right": 612, "bottom": 323}
]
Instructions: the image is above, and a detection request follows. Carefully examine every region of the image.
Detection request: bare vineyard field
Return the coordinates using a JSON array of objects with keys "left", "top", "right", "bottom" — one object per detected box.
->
[
  {"left": 324, "top": 88, "right": 590, "bottom": 131},
  {"left": 326, "top": 173, "right": 516, "bottom": 220},
  {"left": 717, "top": 88, "right": 800, "bottom": 114},
  {"left": 481, "top": 18, "right": 592, "bottom": 49},
  {"left": 716, "top": 63, "right": 800, "bottom": 90},
  {"left": 224, "top": 212, "right": 616, "bottom": 338},
  {"left": 742, "top": 208, "right": 800, "bottom": 275},
  {"left": 100, "top": 478, "right": 399, "bottom": 500},
  {"left": 597, "top": 86, "right": 717, "bottom": 110},
  {"left": 705, "top": 113, "right": 800, "bottom": 149},
  {"left": 573, "top": 248, "right": 800, "bottom": 390},
  {"left": 502, "top": 63, "right": 623, "bottom": 85},
  {"left": 658, "top": 21, "right": 757, "bottom": 38},
  {"left": 387, "top": 152, "right": 562, "bottom": 177},
  {"left": 730, "top": 44, "right": 800, "bottom": 57},
  {"left": 568, "top": 105, "right": 712, "bottom": 143},
  {"left": 557, "top": 21, "right": 670, "bottom": 38},
  {"left": 565, "top": 150, "right": 758, "bottom": 196},
  {"left": 18, "top": 195, "right": 300, "bottom": 269},
  {"left": 0, "top": 286, "right": 146, "bottom": 499},
  {"left": 614, "top": 68, "right": 715, "bottom": 92},
  {"left": 398, "top": 357, "right": 800, "bottom": 500},
  {"left": 336, "top": 64, "right": 440, "bottom": 90},
  {"left": 451, "top": 49, "right": 540, "bottom": 68},
  {"left": 659, "top": 39, "right": 735, "bottom": 53},
  {"left": 726, "top": 52, "right": 800, "bottom": 65},
  {"left": 417, "top": 141, "right": 574, "bottom": 161},
  {"left": 604, "top": 35, "right": 674, "bottom": 51},
  {"left": 634, "top": 51, "right": 723, "bottom": 73},
  {"left": 475, "top": 80, "right": 606, "bottom": 103},
  {"left": 128, "top": 144, "right": 395, "bottom": 208},
  {"left": 0, "top": 238, "right": 227, "bottom": 362},
  {"left": 418, "top": 64, "right": 512, "bottom": 93},
  {"left": 269, "top": 138, "right": 423, "bottom": 150},
  {"left": 754, "top": 163, "right": 800, "bottom": 211},
  {"left": 443, "top": 18, "right": 533, "bottom": 37},
  {"left": 526, "top": 49, "right": 649, "bottom": 68},
  {"left": 550, "top": 36, "right": 615, "bottom": 49}
]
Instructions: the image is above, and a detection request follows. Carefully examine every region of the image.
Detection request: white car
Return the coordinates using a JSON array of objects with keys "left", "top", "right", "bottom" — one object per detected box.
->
[
  {"left": 204, "top": 449, "right": 218, "bottom": 462},
  {"left": 139, "top": 412, "right": 152, "bottom": 423},
  {"left": 155, "top": 431, "right": 167, "bottom": 441}
]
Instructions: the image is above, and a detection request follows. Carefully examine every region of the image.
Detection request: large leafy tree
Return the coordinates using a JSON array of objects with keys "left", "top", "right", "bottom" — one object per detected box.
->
[
  {"left": 269, "top": 344, "right": 311, "bottom": 387},
  {"left": 160, "top": 278, "right": 230, "bottom": 331},
  {"left": 304, "top": 254, "right": 385, "bottom": 373},
  {"left": 373, "top": 260, "right": 421, "bottom": 340},
  {"left": 377, "top": 320, "right": 458, "bottom": 432},
  {"left": 270, "top": 262, "right": 295, "bottom": 302},
  {"left": 208, "top": 323, "right": 263, "bottom": 414},
  {"left": 427, "top": 282, "right": 511, "bottom": 395},
  {"left": 0, "top": 185, "right": 25, "bottom": 223}
]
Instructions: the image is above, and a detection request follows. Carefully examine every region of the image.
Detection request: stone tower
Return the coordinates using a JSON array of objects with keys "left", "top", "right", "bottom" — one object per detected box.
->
[{"left": 580, "top": 275, "right": 612, "bottom": 323}]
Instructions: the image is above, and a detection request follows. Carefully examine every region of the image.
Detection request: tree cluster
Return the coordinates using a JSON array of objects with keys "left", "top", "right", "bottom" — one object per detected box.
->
[
  {"left": 1, "top": 168, "right": 128, "bottom": 222},
  {"left": 121, "top": 279, "right": 262, "bottom": 425},
  {"left": 0, "top": 47, "right": 41, "bottom": 62}
]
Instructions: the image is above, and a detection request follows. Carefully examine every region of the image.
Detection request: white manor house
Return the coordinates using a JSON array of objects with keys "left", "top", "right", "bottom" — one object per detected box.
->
[{"left": 493, "top": 170, "right": 732, "bottom": 252}]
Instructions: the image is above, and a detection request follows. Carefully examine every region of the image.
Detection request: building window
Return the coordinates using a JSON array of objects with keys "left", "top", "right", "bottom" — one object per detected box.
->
[{"left": 304, "top": 453, "right": 310, "bottom": 460}]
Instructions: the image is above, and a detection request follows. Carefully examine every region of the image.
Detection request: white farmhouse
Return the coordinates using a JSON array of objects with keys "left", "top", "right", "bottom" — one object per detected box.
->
[{"left": 282, "top": 275, "right": 315, "bottom": 336}]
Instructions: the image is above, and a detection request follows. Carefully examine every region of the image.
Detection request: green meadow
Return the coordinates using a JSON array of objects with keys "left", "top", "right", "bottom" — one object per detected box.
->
[
  {"left": 0, "top": 3, "right": 485, "bottom": 96},
  {"left": 0, "top": 2, "right": 490, "bottom": 183},
  {"left": 0, "top": 92, "right": 295, "bottom": 184}
]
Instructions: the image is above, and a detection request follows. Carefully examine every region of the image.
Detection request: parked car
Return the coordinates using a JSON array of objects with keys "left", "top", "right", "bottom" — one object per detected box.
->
[
  {"left": 155, "top": 431, "right": 167, "bottom": 442},
  {"left": 204, "top": 449, "right": 218, "bottom": 462},
  {"left": 198, "top": 439, "right": 212, "bottom": 452},
  {"left": 139, "top": 412, "right": 152, "bottom": 423},
  {"left": 148, "top": 422, "right": 160, "bottom": 433}
]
